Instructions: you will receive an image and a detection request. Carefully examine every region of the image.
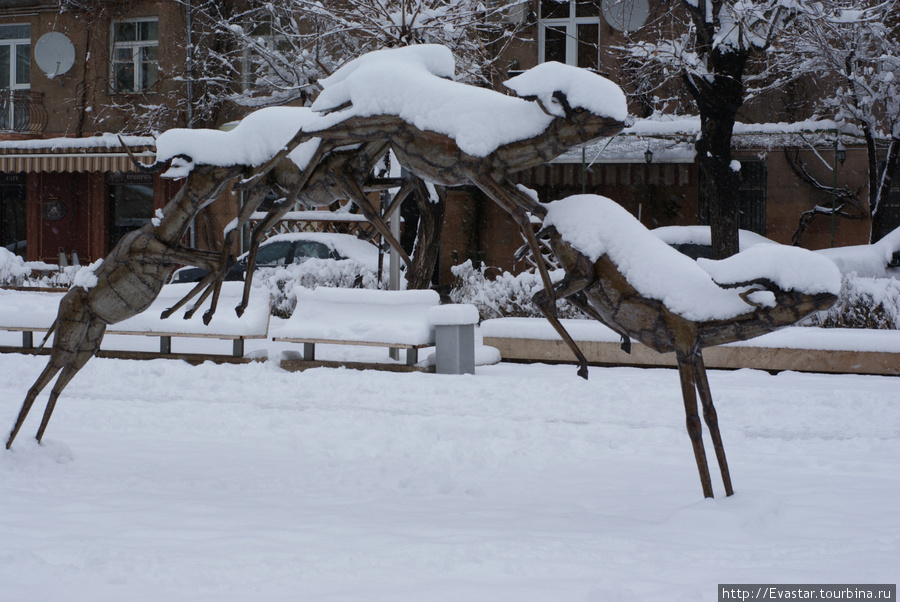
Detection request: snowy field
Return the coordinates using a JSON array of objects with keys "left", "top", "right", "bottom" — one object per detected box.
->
[{"left": 1, "top": 349, "right": 898, "bottom": 601}]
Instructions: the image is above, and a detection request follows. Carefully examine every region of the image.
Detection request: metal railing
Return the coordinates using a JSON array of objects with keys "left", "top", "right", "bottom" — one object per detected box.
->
[{"left": 0, "top": 90, "right": 48, "bottom": 134}]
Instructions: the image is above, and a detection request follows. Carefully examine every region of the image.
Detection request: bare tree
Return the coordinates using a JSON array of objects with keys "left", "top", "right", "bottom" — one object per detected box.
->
[
  {"left": 182, "top": 0, "right": 527, "bottom": 112},
  {"left": 791, "top": 0, "right": 900, "bottom": 243},
  {"left": 178, "top": 0, "right": 528, "bottom": 288},
  {"left": 623, "top": 1, "right": 813, "bottom": 258}
]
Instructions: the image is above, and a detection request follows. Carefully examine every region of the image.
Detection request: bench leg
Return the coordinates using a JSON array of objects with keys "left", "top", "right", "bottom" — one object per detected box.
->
[
  {"left": 405, "top": 348, "right": 418, "bottom": 366},
  {"left": 303, "top": 342, "right": 315, "bottom": 361},
  {"left": 160, "top": 336, "right": 172, "bottom": 354},
  {"left": 23, "top": 331, "right": 33, "bottom": 349},
  {"left": 233, "top": 338, "right": 244, "bottom": 358}
]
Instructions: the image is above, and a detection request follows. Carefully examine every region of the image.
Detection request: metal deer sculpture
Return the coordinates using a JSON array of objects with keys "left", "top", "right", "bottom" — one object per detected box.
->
[
  {"left": 5, "top": 163, "right": 246, "bottom": 448},
  {"left": 531, "top": 195, "right": 840, "bottom": 497},
  {"left": 291, "top": 55, "right": 628, "bottom": 377},
  {"left": 163, "top": 139, "right": 421, "bottom": 325},
  {"left": 146, "top": 50, "right": 626, "bottom": 375}
]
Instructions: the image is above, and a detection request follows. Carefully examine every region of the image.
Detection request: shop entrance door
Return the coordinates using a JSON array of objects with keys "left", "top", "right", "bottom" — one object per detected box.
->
[{"left": 0, "top": 172, "right": 26, "bottom": 257}]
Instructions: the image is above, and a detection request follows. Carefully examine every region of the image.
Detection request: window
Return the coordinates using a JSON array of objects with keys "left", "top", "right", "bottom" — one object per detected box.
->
[
  {"left": 538, "top": 1, "right": 601, "bottom": 70},
  {"left": 255, "top": 240, "right": 293, "bottom": 267},
  {"left": 108, "top": 173, "right": 154, "bottom": 248},
  {"left": 698, "top": 161, "right": 767, "bottom": 236},
  {"left": 0, "top": 24, "right": 30, "bottom": 131},
  {"left": 738, "top": 161, "right": 767, "bottom": 235},
  {"left": 241, "top": 22, "right": 292, "bottom": 92},
  {"left": 875, "top": 161, "right": 900, "bottom": 243},
  {"left": 111, "top": 18, "right": 159, "bottom": 93}
]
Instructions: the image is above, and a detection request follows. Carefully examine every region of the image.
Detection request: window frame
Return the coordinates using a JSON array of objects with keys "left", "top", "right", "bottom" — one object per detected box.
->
[
  {"left": 240, "top": 20, "right": 292, "bottom": 93},
  {"left": 0, "top": 24, "right": 31, "bottom": 132},
  {"left": 109, "top": 17, "right": 160, "bottom": 94},
  {"left": 537, "top": 1, "right": 600, "bottom": 69}
]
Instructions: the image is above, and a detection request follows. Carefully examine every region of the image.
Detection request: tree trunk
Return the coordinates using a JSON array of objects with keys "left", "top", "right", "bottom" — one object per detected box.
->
[
  {"left": 684, "top": 45, "right": 748, "bottom": 259},
  {"left": 696, "top": 112, "right": 742, "bottom": 259},
  {"left": 406, "top": 183, "right": 446, "bottom": 290}
]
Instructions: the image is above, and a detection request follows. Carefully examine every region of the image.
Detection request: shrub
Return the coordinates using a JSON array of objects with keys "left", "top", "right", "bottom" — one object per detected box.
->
[
  {"left": 250, "top": 258, "right": 392, "bottom": 318},
  {"left": 804, "top": 274, "right": 900, "bottom": 330},
  {"left": 448, "top": 260, "right": 586, "bottom": 321}
]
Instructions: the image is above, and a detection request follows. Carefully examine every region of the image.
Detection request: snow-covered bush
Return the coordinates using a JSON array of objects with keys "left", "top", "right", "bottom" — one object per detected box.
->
[
  {"left": 0, "top": 248, "right": 29, "bottom": 287},
  {"left": 448, "top": 260, "right": 585, "bottom": 321},
  {"left": 450, "top": 260, "right": 900, "bottom": 330},
  {"left": 250, "top": 258, "right": 392, "bottom": 318},
  {"left": 805, "top": 275, "right": 900, "bottom": 330}
]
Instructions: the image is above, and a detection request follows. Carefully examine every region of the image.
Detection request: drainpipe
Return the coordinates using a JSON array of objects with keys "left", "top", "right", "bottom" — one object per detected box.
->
[
  {"left": 186, "top": 0, "right": 195, "bottom": 247},
  {"left": 185, "top": 0, "right": 194, "bottom": 128}
]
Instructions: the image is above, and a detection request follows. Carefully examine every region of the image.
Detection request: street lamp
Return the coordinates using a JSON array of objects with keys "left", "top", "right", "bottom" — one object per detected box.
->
[{"left": 644, "top": 144, "right": 653, "bottom": 164}]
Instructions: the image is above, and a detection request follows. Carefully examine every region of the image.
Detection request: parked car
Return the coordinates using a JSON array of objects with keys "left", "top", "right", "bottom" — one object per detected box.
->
[
  {"left": 169, "top": 232, "right": 387, "bottom": 284},
  {"left": 814, "top": 226, "right": 900, "bottom": 278}
]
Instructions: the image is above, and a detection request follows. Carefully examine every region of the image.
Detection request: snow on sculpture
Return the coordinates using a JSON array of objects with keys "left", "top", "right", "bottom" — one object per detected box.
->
[
  {"left": 6, "top": 44, "right": 631, "bottom": 447},
  {"left": 533, "top": 194, "right": 842, "bottom": 498},
  {"left": 160, "top": 136, "right": 416, "bottom": 325},
  {"left": 289, "top": 45, "right": 630, "bottom": 375},
  {"left": 154, "top": 44, "right": 629, "bottom": 372}
]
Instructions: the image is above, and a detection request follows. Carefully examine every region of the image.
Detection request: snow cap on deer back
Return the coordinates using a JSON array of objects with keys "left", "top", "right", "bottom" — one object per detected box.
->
[
  {"left": 315, "top": 44, "right": 456, "bottom": 113},
  {"left": 504, "top": 62, "right": 629, "bottom": 123}
]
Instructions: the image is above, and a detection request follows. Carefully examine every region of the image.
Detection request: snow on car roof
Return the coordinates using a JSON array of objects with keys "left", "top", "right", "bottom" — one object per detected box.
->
[{"left": 249, "top": 232, "right": 385, "bottom": 269}]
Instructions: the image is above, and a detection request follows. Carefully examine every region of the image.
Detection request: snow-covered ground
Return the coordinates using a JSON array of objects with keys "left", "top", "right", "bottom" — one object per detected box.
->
[{"left": 1, "top": 349, "right": 897, "bottom": 600}]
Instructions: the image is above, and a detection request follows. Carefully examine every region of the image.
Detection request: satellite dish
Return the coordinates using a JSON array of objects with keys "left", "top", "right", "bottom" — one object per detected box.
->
[
  {"left": 34, "top": 32, "right": 76, "bottom": 78},
  {"left": 601, "top": 0, "right": 650, "bottom": 33}
]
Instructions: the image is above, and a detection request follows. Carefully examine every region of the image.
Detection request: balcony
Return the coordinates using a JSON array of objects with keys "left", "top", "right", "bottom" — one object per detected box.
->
[{"left": 0, "top": 90, "right": 48, "bottom": 135}]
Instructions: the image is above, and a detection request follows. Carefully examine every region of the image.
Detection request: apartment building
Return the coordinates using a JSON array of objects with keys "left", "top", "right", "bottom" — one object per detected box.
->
[
  {"left": 0, "top": 0, "right": 219, "bottom": 265},
  {"left": 1, "top": 0, "right": 895, "bottom": 282}
]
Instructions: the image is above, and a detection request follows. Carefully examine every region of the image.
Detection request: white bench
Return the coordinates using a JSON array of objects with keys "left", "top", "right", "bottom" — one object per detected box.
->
[
  {"left": 480, "top": 317, "right": 900, "bottom": 376},
  {"left": 274, "top": 286, "right": 479, "bottom": 372},
  {"left": 0, "top": 283, "right": 271, "bottom": 359}
]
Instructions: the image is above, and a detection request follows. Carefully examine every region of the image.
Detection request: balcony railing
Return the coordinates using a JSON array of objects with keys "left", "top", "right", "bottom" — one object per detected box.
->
[{"left": 0, "top": 90, "right": 48, "bottom": 135}]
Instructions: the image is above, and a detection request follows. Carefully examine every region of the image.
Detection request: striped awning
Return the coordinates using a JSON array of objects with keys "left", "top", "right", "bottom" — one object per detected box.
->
[{"left": 0, "top": 146, "right": 156, "bottom": 173}]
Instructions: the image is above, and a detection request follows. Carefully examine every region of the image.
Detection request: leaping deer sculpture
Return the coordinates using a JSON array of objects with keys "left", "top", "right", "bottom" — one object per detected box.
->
[
  {"left": 162, "top": 138, "right": 421, "bottom": 325},
  {"left": 532, "top": 195, "right": 841, "bottom": 497},
  {"left": 288, "top": 51, "right": 629, "bottom": 377},
  {"left": 5, "top": 163, "right": 247, "bottom": 448}
]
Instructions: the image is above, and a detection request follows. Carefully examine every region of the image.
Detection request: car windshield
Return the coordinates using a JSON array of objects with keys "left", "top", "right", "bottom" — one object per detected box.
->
[
  {"left": 293, "top": 241, "right": 334, "bottom": 262},
  {"left": 255, "top": 240, "right": 292, "bottom": 266}
]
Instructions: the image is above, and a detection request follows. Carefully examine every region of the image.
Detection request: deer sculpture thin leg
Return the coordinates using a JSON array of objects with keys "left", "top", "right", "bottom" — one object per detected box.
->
[
  {"left": 692, "top": 351, "right": 733, "bottom": 496},
  {"left": 676, "top": 350, "right": 715, "bottom": 498},
  {"left": 159, "top": 132, "right": 328, "bottom": 324},
  {"left": 230, "top": 147, "right": 414, "bottom": 318},
  {"left": 6, "top": 166, "right": 245, "bottom": 448},
  {"left": 35, "top": 318, "right": 107, "bottom": 444},
  {"left": 468, "top": 171, "right": 591, "bottom": 378}
]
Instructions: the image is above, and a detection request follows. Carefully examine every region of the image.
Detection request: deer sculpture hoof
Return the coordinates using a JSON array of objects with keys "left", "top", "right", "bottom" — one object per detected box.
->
[
  {"left": 234, "top": 305, "right": 246, "bottom": 319},
  {"left": 202, "top": 309, "right": 215, "bottom": 326}
]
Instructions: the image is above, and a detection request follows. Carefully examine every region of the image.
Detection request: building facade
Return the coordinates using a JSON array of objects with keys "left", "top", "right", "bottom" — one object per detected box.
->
[
  {"left": 1, "top": 0, "right": 897, "bottom": 284},
  {"left": 0, "top": 0, "right": 233, "bottom": 265}
]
